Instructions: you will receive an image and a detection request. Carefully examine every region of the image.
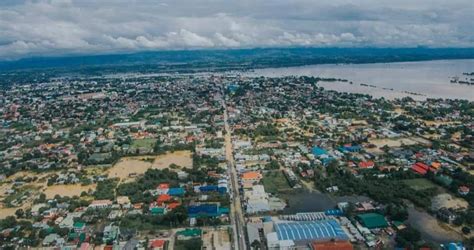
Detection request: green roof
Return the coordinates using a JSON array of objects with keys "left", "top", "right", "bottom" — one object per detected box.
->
[
  {"left": 151, "top": 207, "right": 165, "bottom": 215},
  {"left": 177, "top": 228, "right": 201, "bottom": 237},
  {"left": 73, "top": 221, "right": 86, "bottom": 228},
  {"left": 357, "top": 213, "right": 389, "bottom": 229}
]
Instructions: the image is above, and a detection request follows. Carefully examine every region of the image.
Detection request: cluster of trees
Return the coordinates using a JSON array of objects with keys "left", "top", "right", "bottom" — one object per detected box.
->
[
  {"left": 117, "top": 169, "right": 179, "bottom": 203},
  {"left": 119, "top": 206, "right": 188, "bottom": 230},
  {"left": 315, "top": 167, "right": 436, "bottom": 209},
  {"left": 94, "top": 178, "right": 118, "bottom": 200}
]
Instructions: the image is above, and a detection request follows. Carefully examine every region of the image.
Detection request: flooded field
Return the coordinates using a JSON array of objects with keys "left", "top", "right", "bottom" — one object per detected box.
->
[
  {"left": 246, "top": 59, "right": 474, "bottom": 100},
  {"left": 281, "top": 190, "right": 371, "bottom": 214},
  {"left": 407, "top": 206, "right": 463, "bottom": 244}
]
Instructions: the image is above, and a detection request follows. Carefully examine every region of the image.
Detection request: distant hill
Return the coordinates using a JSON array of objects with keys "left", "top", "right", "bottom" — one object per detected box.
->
[{"left": 0, "top": 48, "right": 474, "bottom": 71}]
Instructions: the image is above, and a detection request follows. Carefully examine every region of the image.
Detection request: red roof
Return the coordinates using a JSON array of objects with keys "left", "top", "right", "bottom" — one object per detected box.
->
[
  {"left": 150, "top": 239, "right": 165, "bottom": 248},
  {"left": 311, "top": 240, "right": 353, "bottom": 250},
  {"left": 157, "top": 183, "right": 170, "bottom": 189},
  {"left": 411, "top": 164, "right": 427, "bottom": 175},
  {"left": 459, "top": 186, "right": 470, "bottom": 193},
  {"left": 358, "top": 161, "right": 374, "bottom": 169},
  {"left": 415, "top": 162, "right": 429, "bottom": 170},
  {"left": 157, "top": 194, "right": 172, "bottom": 204},
  {"left": 167, "top": 202, "right": 181, "bottom": 210}
]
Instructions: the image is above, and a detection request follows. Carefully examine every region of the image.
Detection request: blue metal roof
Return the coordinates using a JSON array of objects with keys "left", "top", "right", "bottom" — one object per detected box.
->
[
  {"left": 312, "top": 147, "right": 328, "bottom": 157},
  {"left": 275, "top": 220, "right": 348, "bottom": 241},
  {"left": 167, "top": 187, "right": 185, "bottom": 196}
]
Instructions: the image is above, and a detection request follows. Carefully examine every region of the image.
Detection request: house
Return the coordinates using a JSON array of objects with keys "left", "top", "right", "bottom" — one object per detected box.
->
[
  {"left": 103, "top": 224, "right": 120, "bottom": 244},
  {"left": 411, "top": 162, "right": 429, "bottom": 175},
  {"left": 167, "top": 187, "right": 185, "bottom": 196},
  {"left": 241, "top": 171, "right": 262, "bottom": 183},
  {"left": 437, "top": 208, "right": 457, "bottom": 224},
  {"left": 176, "top": 228, "right": 202, "bottom": 240},
  {"left": 42, "top": 233, "right": 65, "bottom": 246},
  {"left": 150, "top": 207, "right": 166, "bottom": 215},
  {"left": 88, "top": 200, "right": 112, "bottom": 209},
  {"left": 458, "top": 186, "right": 470, "bottom": 196},
  {"left": 311, "top": 240, "right": 353, "bottom": 250},
  {"left": 358, "top": 161, "right": 374, "bottom": 169},
  {"left": 73, "top": 222, "right": 86, "bottom": 233},
  {"left": 157, "top": 194, "right": 172, "bottom": 206},
  {"left": 356, "top": 213, "right": 388, "bottom": 229},
  {"left": 188, "top": 204, "right": 220, "bottom": 218},
  {"left": 156, "top": 183, "right": 170, "bottom": 195},
  {"left": 149, "top": 239, "right": 166, "bottom": 250},
  {"left": 116, "top": 196, "right": 131, "bottom": 208}
]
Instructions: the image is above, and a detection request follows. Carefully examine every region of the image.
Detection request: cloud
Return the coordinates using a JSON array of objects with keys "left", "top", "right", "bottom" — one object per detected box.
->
[{"left": 0, "top": 0, "right": 473, "bottom": 59}]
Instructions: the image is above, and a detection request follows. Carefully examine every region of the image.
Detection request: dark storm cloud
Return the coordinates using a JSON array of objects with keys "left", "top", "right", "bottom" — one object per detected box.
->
[{"left": 0, "top": 0, "right": 473, "bottom": 59}]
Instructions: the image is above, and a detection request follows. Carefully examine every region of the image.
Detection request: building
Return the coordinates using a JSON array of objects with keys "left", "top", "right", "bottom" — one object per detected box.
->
[
  {"left": 358, "top": 161, "right": 374, "bottom": 169},
  {"left": 88, "top": 200, "right": 113, "bottom": 209},
  {"left": 241, "top": 171, "right": 263, "bottom": 183},
  {"left": 411, "top": 162, "right": 430, "bottom": 175},
  {"left": 188, "top": 204, "right": 220, "bottom": 218},
  {"left": 458, "top": 186, "right": 470, "bottom": 196},
  {"left": 311, "top": 240, "right": 353, "bottom": 250},
  {"left": 149, "top": 239, "right": 166, "bottom": 250},
  {"left": 266, "top": 220, "right": 348, "bottom": 248},
  {"left": 356, "top": 213, "right": 388, "bottom": 229}
]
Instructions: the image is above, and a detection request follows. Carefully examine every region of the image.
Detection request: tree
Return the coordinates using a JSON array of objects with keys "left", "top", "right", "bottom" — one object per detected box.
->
[
  {"left": 15, "top": 209, "right": 25, "bottom": 219},
  {"left": 251, "top": 240, "right": 261, "bottom": 249}
]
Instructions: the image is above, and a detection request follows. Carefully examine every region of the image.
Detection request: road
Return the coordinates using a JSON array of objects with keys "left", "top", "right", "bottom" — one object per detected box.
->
[{"left": 222, "top": 92, "right": 247, "bottom": 250}]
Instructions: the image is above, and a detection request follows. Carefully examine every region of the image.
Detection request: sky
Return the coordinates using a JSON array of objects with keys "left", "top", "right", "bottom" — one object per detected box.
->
[{"left": 0, "top": 0, "right": 473, "bottom": 59}]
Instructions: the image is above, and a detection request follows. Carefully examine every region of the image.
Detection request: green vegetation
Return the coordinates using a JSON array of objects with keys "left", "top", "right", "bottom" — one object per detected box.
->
[
  {"left": 174, "top": 238, "right": 203, "bottom": 250},
  {"left": 94, "top": 178, "right": 118, "bottom": 200},
  {"left": 117, "top": 169, "right": 178, "bottom": 203},
  {"left": 402, "top": 178, "right": 439, "bottom": 191},
  {"left": 262, "top": 171, "right": 291, "bottom": 194},
  {"left": 130, "top": 139, "right": 157, "bottom": 150}
]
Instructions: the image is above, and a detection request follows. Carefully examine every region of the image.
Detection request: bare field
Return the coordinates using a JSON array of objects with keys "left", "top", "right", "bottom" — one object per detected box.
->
[
  {"left": 152, "top": 150, "right": 192, "bottom": 169},
  {"left": 42, "top": 184, "right": 97, "bottom": 199},
  {"left": 107, "top": 150, "right": 193, "bottom": 181},
  {"left": 367, "top": 137, "right": 430, "bottom": 153}
]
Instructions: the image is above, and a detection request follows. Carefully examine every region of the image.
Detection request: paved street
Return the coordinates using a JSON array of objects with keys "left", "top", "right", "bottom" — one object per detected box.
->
[{"left": 222, "top": 92, "right": 247, "bottom": 250}]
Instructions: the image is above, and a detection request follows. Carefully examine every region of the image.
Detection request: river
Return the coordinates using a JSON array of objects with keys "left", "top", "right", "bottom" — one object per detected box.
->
[{"left": 244, "top": 59, "right": 474, "bottom": 101}]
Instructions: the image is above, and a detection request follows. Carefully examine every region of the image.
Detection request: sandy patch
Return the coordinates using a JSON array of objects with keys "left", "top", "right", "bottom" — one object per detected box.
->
[
  {"left": 431, "top": 193, "right": 469, "bottom": 211},
  {"left": 42, "top": 184, "right": 97, "bottom": 199},
  {"left": 152, "top": 150, "right": 193, "bottom": 169},
  {"left": 107, "top": 159, "right": 152, "bottom": 181},
  {"left": 367, "top": 137, "right": 430, "bottom": 153},
  {"left": 106, "top": 151, "right": 193, "bottom": 181}
]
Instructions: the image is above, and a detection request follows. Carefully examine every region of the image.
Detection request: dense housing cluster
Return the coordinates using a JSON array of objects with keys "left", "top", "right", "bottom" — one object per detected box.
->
[{"left": 0, "top": 74, "right": 473, "bottom": 249}]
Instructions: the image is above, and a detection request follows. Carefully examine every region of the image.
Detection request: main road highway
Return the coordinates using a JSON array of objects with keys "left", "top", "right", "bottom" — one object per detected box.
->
[{"left": 222, "top": 91, "right": 247, "bottom": 250}]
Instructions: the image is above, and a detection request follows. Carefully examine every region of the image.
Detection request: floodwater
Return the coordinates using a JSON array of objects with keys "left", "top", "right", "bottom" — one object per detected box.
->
[
  {"left": 280, "top": 190, "right": 371, "bottom": 214},
  {"left": 407, "top": 206, "right": 462, "bottom": 244},
  {"left": 245, "top": 60, "right": 474, "bottom": 101}
]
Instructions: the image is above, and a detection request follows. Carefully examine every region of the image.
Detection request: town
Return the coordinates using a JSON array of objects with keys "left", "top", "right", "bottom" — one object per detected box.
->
[{"left": 0, "top": 73, "right": 473, "bottom": 250}]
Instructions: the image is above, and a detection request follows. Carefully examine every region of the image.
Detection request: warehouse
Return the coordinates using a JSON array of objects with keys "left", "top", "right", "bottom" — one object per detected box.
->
[{"left": 266, "top": 220, "right": 348, "bottom": 248}]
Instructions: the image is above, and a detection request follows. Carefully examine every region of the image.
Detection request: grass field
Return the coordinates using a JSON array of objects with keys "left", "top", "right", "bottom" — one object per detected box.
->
[
  {"left": 130, "top": 138, "right": 156, "bottom": 150},
  {"left": 403, "top": 178, "right": 438, "bottom": 191},
  {"left": 262, "top": 171, "right": 291, "bottom": 194}
]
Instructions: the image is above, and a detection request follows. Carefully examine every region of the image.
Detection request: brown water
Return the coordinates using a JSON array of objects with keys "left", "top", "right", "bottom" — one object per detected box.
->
[{"left": 246, "top": 60, "right": 474, "bottom": 101}]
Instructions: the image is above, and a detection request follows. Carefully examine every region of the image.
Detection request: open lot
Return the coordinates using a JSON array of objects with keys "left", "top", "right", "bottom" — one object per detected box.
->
[
  {"left": 367, "top": 136, "right": 431, "bottom": 153},
  {"left": 431, "top": 193, "right": 469, "bottom": 211},
  {"left": 107, "top": 150, "right": 193, "bottom": 182},
  {"left": 130, "top": 138, "right": 156, "bottom": 150},
  {"left": 202, "top": 228, "right": 231, "bottom": 250},
  {"left": 42, "top": 184, "right": 97, "bottom": 199},
  {"left": 262, "top": 171, "right": 291, "bottom": 194},
  {"left": 403, "top": 178, "right": 438, "bottom": 191}
]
